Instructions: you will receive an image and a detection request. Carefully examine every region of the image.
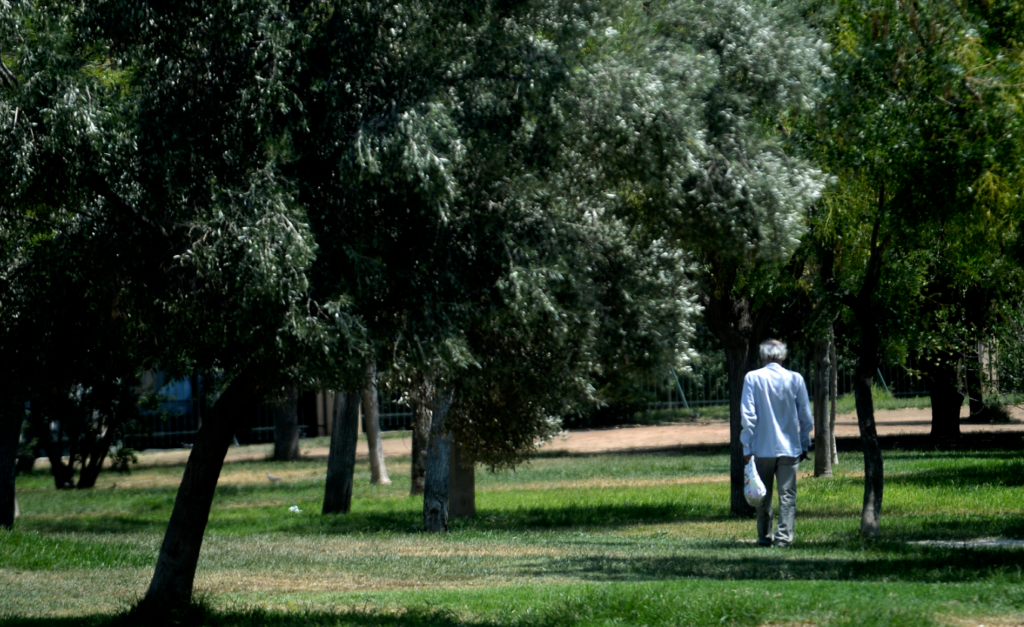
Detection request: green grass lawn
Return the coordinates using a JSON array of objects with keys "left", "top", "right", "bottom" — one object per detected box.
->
[{"left": 2, "top": 442, "right": 1023, "bottom": 626}]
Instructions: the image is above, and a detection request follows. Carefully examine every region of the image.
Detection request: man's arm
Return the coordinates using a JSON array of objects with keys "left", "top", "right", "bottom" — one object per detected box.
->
[{"left": 740, "top": 374, "right": 757, "bottom": 460}]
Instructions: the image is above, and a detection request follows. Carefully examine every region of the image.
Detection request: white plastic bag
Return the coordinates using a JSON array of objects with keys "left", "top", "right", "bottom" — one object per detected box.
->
[{"left": 743, "top": 457, "right": 766, "bottom": 507}]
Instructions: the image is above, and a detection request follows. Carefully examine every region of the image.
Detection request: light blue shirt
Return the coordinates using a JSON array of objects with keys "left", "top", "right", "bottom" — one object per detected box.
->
[{"left": 740, "top": 362, "right": 813, "bottom": 458}]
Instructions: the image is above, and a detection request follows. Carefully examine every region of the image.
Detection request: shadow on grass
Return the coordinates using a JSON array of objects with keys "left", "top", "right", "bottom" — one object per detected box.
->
[
  {"left": 525, "top": 543, "right": 1024, "bottom": 584},
  {"left": 886, "top": 460, "right": 1024, "bottom": 488},
  {"left": 304, "top": 502, "right": 734, "bottom": 535}
]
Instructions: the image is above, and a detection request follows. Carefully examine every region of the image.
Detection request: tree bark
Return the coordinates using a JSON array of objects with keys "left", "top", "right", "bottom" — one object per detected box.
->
[
  {"left": 410, "top": 399, "right": 431, "bottom": 496},
  {"left": 964, "top": 344, "right": 984, "bottom": 417},
  {"left": 830, "top": 333, "right": 839, "bottom": 466},
  {"left": 423, "top": 394, "right": 451, "bottom": 532},
  {"left": 448, "top": 440, "right": 475, "bottom": 519},
  {"left": 724, "top": 347, "right": 756, "bottom": 517},
  {"left": 813, "top": 333, "right": 833, "bottom": 477},
  {"left": 322, "top": 390, "right": 360, "bottom": 514},
  {"left": 362, "top": 363, "right": 391, "bottom": 485},
  {"left": 0, "top": 402, "right": 22, "bottom": 530},
  {"left": 272, "top": 387, "right": 301, "bottom": 461},
  {"left": 32, "top": 394, "right": 75, "bottom": 489},
  {"left": 927, "top": 355, "right": 963, "bottom": 442},
  {"left": 76, "top": 426, "right": 115, "bottom": 489},
  {"left": 143, "top": 369, "right": 259, "bottom": 608},
  {"left": 853, "top": 359, "right": 883, "bottom": 537}
]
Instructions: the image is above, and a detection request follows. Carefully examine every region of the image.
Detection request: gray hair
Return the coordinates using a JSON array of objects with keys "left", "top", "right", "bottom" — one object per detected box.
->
[{"left": 759, "top": 339, "right": 787, "bottom": 363}]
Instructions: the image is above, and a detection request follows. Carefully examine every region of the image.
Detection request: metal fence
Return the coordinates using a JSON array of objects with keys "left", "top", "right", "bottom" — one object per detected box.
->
[
  {"left": 123, "top": 392, "right": 414, "bottom": 449},
  {"left": 645, "top": 352, "right": 932, "bottom": 411}
]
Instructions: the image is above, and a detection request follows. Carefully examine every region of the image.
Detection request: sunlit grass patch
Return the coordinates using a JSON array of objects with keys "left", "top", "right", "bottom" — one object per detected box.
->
[{"left": 5, "top": 445, "right": 1024, "bottom": 625}]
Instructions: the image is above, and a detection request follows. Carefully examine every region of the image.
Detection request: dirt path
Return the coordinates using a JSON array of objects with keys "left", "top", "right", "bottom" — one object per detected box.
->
[{"left": 264, "top": 405, "right": 1024, "bottom": 463}]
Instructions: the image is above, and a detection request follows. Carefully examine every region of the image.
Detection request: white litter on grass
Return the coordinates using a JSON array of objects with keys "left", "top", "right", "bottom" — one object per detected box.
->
[
  {"left": 289, "top": 505, "right": 302, "bottom": 513},
  {"left": 909, "top": 538, "right": 1024, "bottom": 549}
]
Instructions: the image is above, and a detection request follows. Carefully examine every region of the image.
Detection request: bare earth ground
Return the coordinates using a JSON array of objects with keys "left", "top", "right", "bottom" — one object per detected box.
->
[{"left": 105, "top": 405, "right": 1024, "bottom": 469}]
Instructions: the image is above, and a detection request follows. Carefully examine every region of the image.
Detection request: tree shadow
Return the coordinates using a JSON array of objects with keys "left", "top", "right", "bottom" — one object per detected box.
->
[
  {"left": 885, "top": 459, "right": 1024, "bottom": 488},
  {"left": 519, "top": 543, "right": 1024, "bottom": 583},
  {"left": 305, "top": 502, "right": 734, "bottom": 535}
]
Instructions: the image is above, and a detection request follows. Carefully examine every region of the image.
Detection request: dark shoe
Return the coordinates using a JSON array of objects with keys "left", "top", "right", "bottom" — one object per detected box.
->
[{"left": 756, "top": 540, "right": 773, "bottom": 547}]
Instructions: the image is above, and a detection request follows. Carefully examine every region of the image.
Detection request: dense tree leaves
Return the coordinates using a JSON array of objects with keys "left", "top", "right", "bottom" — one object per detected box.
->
[{"left": 802, "top": 0, "right": 1024, "bottom": 535}]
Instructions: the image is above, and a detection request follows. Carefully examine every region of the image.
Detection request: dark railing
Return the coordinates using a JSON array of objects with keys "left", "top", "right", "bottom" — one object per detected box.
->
[{"left": 645, "top": 352, "right": 932, "bottom": 411}]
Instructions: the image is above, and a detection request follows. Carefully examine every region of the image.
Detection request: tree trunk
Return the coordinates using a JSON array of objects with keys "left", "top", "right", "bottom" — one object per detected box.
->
[
  {"left": 322, "top": 391, "right": 360, "bottom": 514},
  {"left": 928, "top": 356, "right": 962, "bottom": 442},
  {"left": 813, "top": 333, "right": 833, "bottom": 477},
  {"left": 449, "top": 440, "right": 475, "bottom": 519},
  {"left": 272, "top": 387, "right": 301, "bottom": 461},
  {"left": 0, "top": 402, "right": 22, "bottom": 530},
  {"left": 423, "top": 395, "right": 451, "bottom": 532},
  {"left": 829, "top": 333, "right": 839, "bottom": 466},
  {"left": 32, "top": 394, "right": 75, "bottom": 489},
  {"left": 854, "top": 348, "right": 883, "bottom": 537},
  {"left": 964, "top": 344, "right": 984, "bottom": 417},
  {"left": 410, "top": 399, "right": 431, "bottom": 496},
  {"left": 76, "top": 426, "right": 115, "bottom": 489},
  {"left": 143, "top": 370, "right": 258, "bottom": 608},
  {"left": 724, "top": 347, "right": 756, "bottom": 518},
  {"left": 362, "top": 363, "right": 391, "bottom": 485}
]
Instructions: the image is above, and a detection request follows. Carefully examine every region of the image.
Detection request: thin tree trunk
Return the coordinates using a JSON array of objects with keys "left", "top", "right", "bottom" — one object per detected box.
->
[
  {"left": 272, "top": 387, "right": 301, "bottom": 461},
  {"left": 143, "top": 370, "right": 258, "bottom": 607},
  {"left": 76, "top": 426, "right": 115, "bottom": 489},
  {"left": 423, "top": 394, "right": 451, "bottom": 532},
  {"left": 37, "top": 411, "right": 74, "bottom": 489},
  {"left": 322, "top": 391, "right": 360, "bottom": 514},
  {"left": 725, "top": 347, "right": 756, "bottom": 518},
  {"left": 449, "top": 440, "right": 475, "bottom": 519},
  {"left": 362, "top": 363, "right": 391, "bottom": 485},
  {"left": 813, "top": 334, "right": 833, "bottom": 477},
  {"left": 830, "top": 331, "right": 839, "bottom": 466},
  {"left": 0, "top": 402, "right": 22, "bottom": 530},
  {"left": 410, "top": 399, "right": 431, "bottom": 496},
  {"left": 852, "top": 322, "right": 884, "bottom": 538},
  {"left": 928, "top": 356, "right": 962, "bottom": 442},
  {"left": 964, "top": 344, "right": 984, "bottom": 417}
]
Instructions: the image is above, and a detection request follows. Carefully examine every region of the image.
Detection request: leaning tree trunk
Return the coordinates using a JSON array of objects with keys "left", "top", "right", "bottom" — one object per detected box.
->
[
  {"left": 272, "top": 387, "right": 301, "bottom": 461},
  {"left": 449, "top": 440, "right": 475, "bottom": 519},
  {"left": 0, "top": 401, "right": 22, "bottom": 530},
  {"left": 323, "top": 391, "right": 361, "bottom": 514},
  {"left": 813, "top": 333, "right": 834, "bottom": 477},
  {"left": 362, "top": 363, "right": 391, "bottom": 485},
  {"left": 423, "top": 395, "right": 451, "bottom": 532},
  {"left": 410, "top": 399, "right": 431, "bottom": 496},
  {"left": 143, "top": 370, "right": 259, "bottom": 608},
  {"left": 928, "top": 355, "right": 963, "bottom": 443}
]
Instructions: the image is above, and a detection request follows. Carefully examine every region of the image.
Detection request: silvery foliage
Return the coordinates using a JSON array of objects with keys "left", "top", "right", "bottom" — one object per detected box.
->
[
  {"left": 296, "top": 1, "right": 699, "bottom": 466},
  {"left": 0, "top": 0, "right": 135, "bottom": 362},
  {"left": 1, "top": 0, "right": 366, "bottom": 393},
  {"left": 557, "top": 0, "right": 830, "bottom": 260}
]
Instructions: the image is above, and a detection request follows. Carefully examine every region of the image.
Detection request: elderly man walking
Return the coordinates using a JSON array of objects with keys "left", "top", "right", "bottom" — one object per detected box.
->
[{"left": 741, "top": 339, "right": 813, "bottom": 547}]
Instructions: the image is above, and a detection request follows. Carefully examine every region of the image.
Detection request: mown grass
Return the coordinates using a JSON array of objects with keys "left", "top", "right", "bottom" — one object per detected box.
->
[{"left": 2, "top": 442, "right": 1024, "bottom": 626}]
